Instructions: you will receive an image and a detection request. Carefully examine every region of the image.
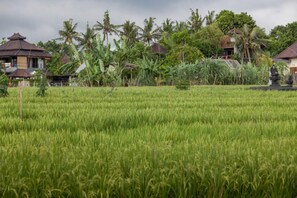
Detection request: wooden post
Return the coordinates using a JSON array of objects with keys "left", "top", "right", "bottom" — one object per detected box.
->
[{"left": 18, "top": 81, "right": 23, "bottom": 120}]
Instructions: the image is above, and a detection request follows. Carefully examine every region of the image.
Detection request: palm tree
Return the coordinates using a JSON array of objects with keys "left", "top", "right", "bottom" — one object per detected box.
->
[
  {"left": 187, "top": 9, "right": 205, "bottom": 32},
  {"left": 95, "top": 10, "right": 119, "bottom": 44},
  {"left": 175, "top": 21, "right": 189, "bottom": 32},
  {"left": 77, "top": 24, "right": 97, "bottom": 51},
  {"left": 161, "top": 18, "right": 175, "bottom": 35},
  {"left": 120, "top": 20, "right": 139, "bottom": 46},
  {"left": 58, "top": 19, "right": 79, "bottom": 45},
  {"left": 138, "top": 17, "right": 161, "bottom": 45},
  {"left": 205, "top": 10, "right": 215, "bottom": 25},
  {"left": 234, "top": 24, "right": 265, "bottom": 63}
]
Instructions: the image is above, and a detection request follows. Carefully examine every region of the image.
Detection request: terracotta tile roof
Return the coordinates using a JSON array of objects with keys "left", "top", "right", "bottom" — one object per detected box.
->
[{"left": 275, "top": 41, "right": 297, "bottom": 59}]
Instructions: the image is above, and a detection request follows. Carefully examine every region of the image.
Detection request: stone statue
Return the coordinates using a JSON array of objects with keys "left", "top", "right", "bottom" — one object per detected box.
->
[
  {"left": 286, "top": 75, "right": 293, "bottom": 87},
  {"left": 269, "top": 64, "right": 280, "bottom": 86}
]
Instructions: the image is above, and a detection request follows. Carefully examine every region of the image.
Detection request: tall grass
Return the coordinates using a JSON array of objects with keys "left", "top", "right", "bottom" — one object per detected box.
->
[{"left": 1, "top": 86, "right": 297, "bottom": 197}]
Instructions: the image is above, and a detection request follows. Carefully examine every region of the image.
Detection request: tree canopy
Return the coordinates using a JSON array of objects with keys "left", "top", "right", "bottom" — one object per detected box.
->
[{"left": 36, "top": 9, "right": 297, "bottom": 87}]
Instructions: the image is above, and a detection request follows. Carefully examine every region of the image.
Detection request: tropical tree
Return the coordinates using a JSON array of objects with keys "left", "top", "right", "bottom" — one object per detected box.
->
[
  {"left": 163, "top": 45, "right": 204, "bottom": 67},
  {"left": 1, "top": 37, "right": 7, "bottom": 45},
  {"left": 120, "top": 20, "right": 139, "bottom": 46},
  {"left": 95, "top": 10, "right": 119, "bottom": 44},
  {"left": 187, "top": 9, "right": 205, "bottom": 33},
  {"left": 77, "top": 24, "right": 97, "bottom": 51},
  {"left": 234, "top": 24, "right": 266, "bottom": 63},
  {"left": 215, "top": 10, "right": 236, "bottom": 34},
  {"left": 75, "top": 34, "right": 117, "bottom": 86},
  {"left": 205, "top": 10, "right": 215, "bottom": 25},
  {"left": 161, "top": 18, "right": 175, "bottom": 35},
  {"left": 138, "top": 17, "right": 161, "bottom": 45},
  {"left": 137, "top": 57, "right": 161, "bottom": 86},
  {"left": 235, "top": 12, "right": 256, "bottom": 29},
  {"left": 58, "top": 19, "right": 79, "bottom": 45},
  {"left": 113, "top": 38, "right": 137, "bottom": 68},
  {"left": 268, "top": 22, "right": 297, "bottom": 56},
  {"left": 216, "top": 10, "right": 256, "bottom": 34},
  {"left": 37, "top": 40, "right": 66, "bottom": 74},
  {"left": 162, "top": 29, "right": 204, "bottom": 66},
  {"left": 37, "top": 40, "right": 63, "bottom": 54},
  {"left": 175, "top": 21, "right": 188, "bottom": 32},
  {"left": 193, "top": 23, "right": 224, "bottom": 57}
]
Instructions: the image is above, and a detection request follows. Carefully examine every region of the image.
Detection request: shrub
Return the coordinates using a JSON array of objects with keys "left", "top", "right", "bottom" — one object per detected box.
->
[
  {"left": 0, "top": 74, "right": 9, "bottom": 97},
  {"left": 235, "top": 63, "right": 268, "bottom": 85},
  {"left": 35, "top": 71, "right": 48, "bottom": 97}
]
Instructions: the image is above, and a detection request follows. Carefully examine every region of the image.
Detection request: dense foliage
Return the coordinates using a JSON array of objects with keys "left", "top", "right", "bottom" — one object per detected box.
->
[
  {"left": 170, "top": 59, "right": 269, "bottom": 86},
  {"left": 1, "top": 87, "right": 297, "bottom": 197},
  {"left": 33, "top": 8, "right": 296, "bottom": 87}
]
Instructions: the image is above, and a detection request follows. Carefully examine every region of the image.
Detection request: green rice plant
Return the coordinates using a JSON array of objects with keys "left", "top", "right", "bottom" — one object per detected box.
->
[{"left": 1, "top": 86, "right": 297, "bottom": 197}]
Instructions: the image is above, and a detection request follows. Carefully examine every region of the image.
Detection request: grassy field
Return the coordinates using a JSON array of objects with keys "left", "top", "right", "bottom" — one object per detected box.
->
[{"left": 1, "top": 86, "right": 297, "bottom": 197}]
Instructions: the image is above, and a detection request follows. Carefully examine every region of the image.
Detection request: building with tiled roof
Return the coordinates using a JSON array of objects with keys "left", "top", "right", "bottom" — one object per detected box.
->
[
  {"left": 275, "top": 41, "right": 297, "bottom": 74},
  {"left": 0, "top": 33, "right": 51, "bottom": 78}
]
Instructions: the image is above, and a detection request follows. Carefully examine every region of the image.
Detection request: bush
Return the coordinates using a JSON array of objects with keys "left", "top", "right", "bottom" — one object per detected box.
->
[
  {"left": 171, "top": 59, "right": 235, "bottom": 86},
  {"left": 35, "top": 71, "right": 48, "bottom": 97},
  {"left": 0, "top": 74, "right": 9, "bottom": 97},
  {"left": 197, "top": 59, "right": 234, "bottom": 85},
  {"left": 234, "top": 63, "right": 268, "bottom": 85}
]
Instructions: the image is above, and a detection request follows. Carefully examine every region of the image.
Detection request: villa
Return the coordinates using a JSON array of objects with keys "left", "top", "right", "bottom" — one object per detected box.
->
[
  {"left": 0, "top": 33, "right": 51, "bottom": 78},
  {"left": 275, "top": 41, "right": 297, "bottom": 74}
]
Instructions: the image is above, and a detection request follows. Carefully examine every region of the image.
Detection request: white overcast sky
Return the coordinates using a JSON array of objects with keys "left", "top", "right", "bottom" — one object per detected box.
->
[{"left": 0, "top": 0, "right": 296, "bottom": 43}]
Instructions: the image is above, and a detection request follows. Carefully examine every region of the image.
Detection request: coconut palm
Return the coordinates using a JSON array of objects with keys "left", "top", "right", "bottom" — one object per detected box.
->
[
  {"left": 205, "top": 10, "right": 215, "bottom": 25},
  {"left": 77, "top": 24, "right": 97, "bottom": 51},
  {"left": 138, "top": 17, "right": 161, "bottom": 45},
  {"left": 235, "top": 24, "right": 266, "bottom": 63},
  {"left": 161, "top": 18, "right": 175, "bottom": 35},
  {"left": 187, "top": 9, "right": 205, "bottom": 32},
  {"left": 95, "top": 10, "right": 119, "bottom": 44},
  {"left": 120, "top": 20, "right": 139, "bottom": 46},
  {"left": 58, "top": 19, "right": 79, "bottom": 45},
  {"left": 175, "top": 21, "right": 189, "bottom": 32}
]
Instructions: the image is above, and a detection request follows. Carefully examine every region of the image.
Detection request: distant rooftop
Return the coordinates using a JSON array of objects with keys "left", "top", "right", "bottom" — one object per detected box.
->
[{"left": 275, "top": 41, "right": 297, "bottom": 59}]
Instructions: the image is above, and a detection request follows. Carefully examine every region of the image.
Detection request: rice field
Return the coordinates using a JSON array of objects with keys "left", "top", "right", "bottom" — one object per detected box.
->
[{"left": 1, "top": 86, "right": 297, "bottom": 197}]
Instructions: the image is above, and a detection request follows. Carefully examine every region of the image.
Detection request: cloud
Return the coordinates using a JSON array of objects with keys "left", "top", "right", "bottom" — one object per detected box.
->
[{"left": 0, "top": 0, "right": 296, "bottom": 43}]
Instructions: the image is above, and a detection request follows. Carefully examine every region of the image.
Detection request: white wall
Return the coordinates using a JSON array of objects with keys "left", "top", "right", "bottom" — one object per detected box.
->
[{"left": 289, "top": 58, "right": 297, "bottom": 68}]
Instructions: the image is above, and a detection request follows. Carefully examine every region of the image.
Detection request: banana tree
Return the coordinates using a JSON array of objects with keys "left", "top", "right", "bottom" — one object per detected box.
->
[{"left": 78, "top": 34, "right": 114, "bottom": 86}]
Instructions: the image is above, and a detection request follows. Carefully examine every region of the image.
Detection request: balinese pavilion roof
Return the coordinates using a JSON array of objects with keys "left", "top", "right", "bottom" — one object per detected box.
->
[
  {"left": 275, "top": 41, "right": 297, "bottom": 59},
  {"left": 8, "top": 69, "right": 32, "bottom": 78},
  {"left": 0, "top": 33, "right": 51, "bottom": 58}
]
